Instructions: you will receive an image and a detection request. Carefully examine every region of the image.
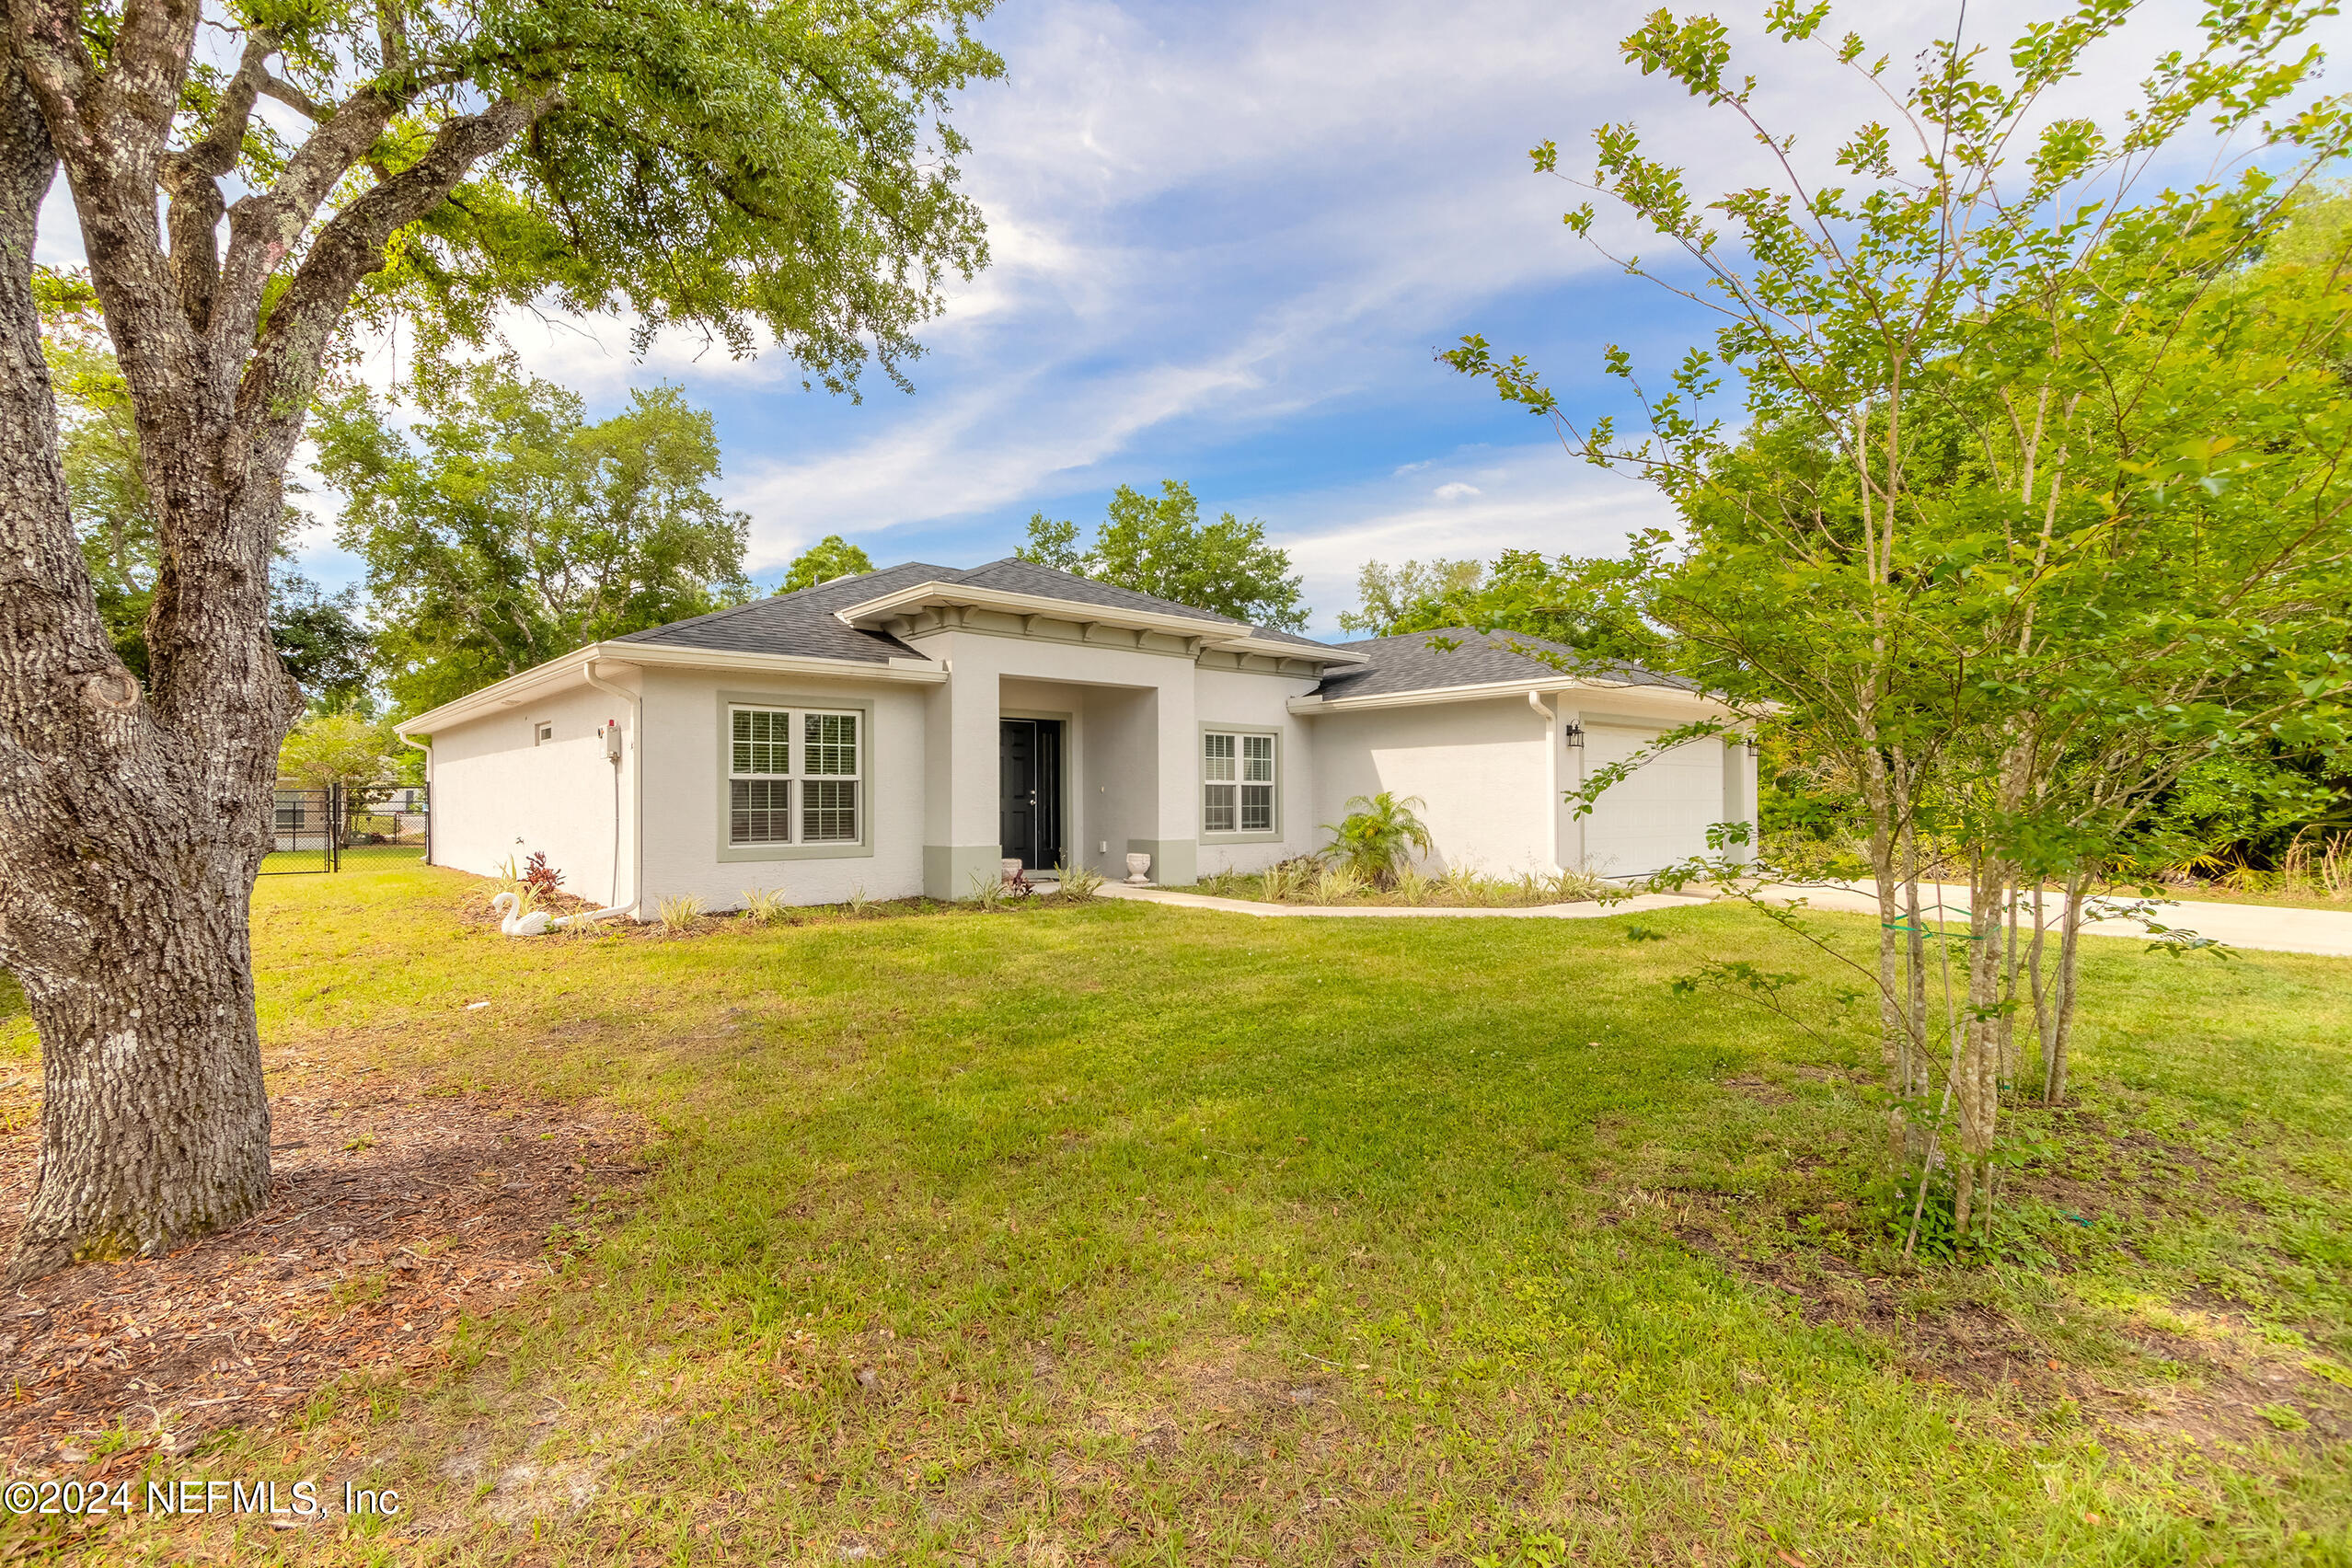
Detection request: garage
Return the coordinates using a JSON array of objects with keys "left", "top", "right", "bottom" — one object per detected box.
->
[{"left": 1581, "top": 723, "right": 1726, "bottom": 876}]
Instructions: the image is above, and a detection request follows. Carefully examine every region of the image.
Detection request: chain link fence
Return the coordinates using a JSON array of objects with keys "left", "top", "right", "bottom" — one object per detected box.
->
[{"left": 262, "top": 784, "right": 430, "bottom": 874}]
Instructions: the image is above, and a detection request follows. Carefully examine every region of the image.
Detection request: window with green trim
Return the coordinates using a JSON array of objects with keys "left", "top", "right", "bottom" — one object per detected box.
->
[
  {"left": 1203, "top": 730, "right": 1275, "bottom": 836},
  {"left": 728, "top": 706, "right": 860, "bottom": 846}
]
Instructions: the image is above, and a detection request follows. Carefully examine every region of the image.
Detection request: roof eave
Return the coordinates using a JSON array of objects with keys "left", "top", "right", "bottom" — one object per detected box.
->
[
  {"left": 834, "top": 581, "right": 1368, "bottom": 666},
  {"left": 1220, "top": 634, "right": 1369, "bottom": 665},
  {"left": 1288, "top": 675, "right": 1724, "bottom": 716},
  {"left": 398, "top": 641, "right": 947, "bottom": 736}
]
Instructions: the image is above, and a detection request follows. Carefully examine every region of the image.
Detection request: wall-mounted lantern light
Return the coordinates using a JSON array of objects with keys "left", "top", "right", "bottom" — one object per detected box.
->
[
  {"left": 1746, "top": 736, "right": 1761, "bottom": 757},
  {"left": 1562, "top": 721, "right": 1585, "bottom": 748}
]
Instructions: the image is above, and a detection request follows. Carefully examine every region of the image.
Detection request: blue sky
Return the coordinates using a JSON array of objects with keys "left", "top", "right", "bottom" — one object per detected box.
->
[
  {"left": 39, "top": 0, "right": 2323, "bottom": 639},
  {"left": 483, "top": 0, "right": 1734, "bottom": 638}
]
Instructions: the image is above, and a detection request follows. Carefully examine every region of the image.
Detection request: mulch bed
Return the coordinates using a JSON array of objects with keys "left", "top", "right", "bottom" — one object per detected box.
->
[{"left": 0, "top": 1067, "right": 645, "bottom": 1468}]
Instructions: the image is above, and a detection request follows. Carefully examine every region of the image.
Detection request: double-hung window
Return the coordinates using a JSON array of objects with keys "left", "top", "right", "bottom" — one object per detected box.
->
[
  {"left": 1202, "top": 730, "right": 1276, "bottom": 836},
  {"left": 728, "top": 706, "right": 862, "bottom": 847}
]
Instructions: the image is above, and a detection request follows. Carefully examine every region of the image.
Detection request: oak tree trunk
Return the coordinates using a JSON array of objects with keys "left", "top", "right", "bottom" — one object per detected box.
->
[
  {"left": 0, "top": 59, "right": 297, "bottom": 1281},
  {"left": 0, "top": 0, "right": 547, "bottom": 1277}
]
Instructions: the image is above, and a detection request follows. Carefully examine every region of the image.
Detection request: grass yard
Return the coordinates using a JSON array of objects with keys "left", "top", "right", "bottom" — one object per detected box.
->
[{"left": 3, "top": 861, "right": 2349, "bottom": 1565}]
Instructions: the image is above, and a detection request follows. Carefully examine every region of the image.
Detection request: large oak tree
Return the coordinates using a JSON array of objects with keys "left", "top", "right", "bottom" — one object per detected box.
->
[{"left": 0, "top": 0, "right": 997, "bottom": 1281}]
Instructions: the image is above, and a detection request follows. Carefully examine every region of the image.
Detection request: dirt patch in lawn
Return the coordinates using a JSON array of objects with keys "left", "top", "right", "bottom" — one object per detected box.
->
[
  {"left": 1671, "top": 1209, "right": 2352, "bottom": 1451},
  {"left": 0, "top": 1066, "right": 646, "bottom": 1467}
]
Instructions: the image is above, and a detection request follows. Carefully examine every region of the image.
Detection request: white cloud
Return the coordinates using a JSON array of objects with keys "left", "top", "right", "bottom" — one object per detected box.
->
[
  {"left": 1253, "top": 441, "right": 1676, "bottom": 636},
  {"left": 1431, "top": 482, "right": 1482, "bottom": 501}
]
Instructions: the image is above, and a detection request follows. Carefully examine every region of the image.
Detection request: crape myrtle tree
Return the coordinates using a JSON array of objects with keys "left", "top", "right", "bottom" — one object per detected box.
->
[
  {"left": 1449, "top": 0, "right": 2352, "bottom": 1250},
  {"left": 0, "top": 0, "right": 998, "bottom": 1282}
]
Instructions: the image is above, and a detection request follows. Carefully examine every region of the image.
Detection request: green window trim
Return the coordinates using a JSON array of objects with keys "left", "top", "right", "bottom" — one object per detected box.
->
[
  {"left": 1199, "top": 722, "right": 1284, "bottom": 844},
  {"left": 716, "top": 691, "right": 878, "bottom": 863}
]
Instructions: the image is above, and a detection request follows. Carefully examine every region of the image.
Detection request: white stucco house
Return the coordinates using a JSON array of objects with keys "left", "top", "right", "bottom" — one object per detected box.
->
[{"left": 398, "top": 558, "right": 1756, "bottom": 911}]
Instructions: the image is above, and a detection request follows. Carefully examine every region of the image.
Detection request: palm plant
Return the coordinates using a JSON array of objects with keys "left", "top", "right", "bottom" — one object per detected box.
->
[{"left": 1320, "top": 793, "right": 1434, "bottom": 887}]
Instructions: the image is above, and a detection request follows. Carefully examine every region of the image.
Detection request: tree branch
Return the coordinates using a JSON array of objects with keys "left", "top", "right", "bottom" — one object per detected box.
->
[
  {"left": 236, "top": 89, "right": 553, "bottom": 473},
  {"left": 157, "top": 31, "right": 274, "bottom": 333},
  {"left": 87, "top": 0, "right": 202, "bottom": 156},
  {"left": 259, "top": 75, "right": 326, "bottom": 121}
]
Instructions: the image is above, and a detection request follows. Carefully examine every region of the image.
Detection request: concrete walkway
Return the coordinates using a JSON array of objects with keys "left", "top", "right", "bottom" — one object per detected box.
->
[
  {"left": 1094, "top": 883, "right": 1702, "bottom": 920},
  {"left": 1096, "top": 880, "right": 2352, "bottom": 957}
]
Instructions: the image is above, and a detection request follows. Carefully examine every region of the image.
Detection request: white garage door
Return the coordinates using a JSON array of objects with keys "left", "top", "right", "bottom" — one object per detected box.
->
[{"left": 1582, "top": 724, "right": 1724, "bottom": 877}]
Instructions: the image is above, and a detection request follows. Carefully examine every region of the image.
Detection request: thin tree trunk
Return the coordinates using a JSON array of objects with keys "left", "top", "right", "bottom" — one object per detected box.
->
[
  {"left": 1902, "top": 832, "right": 1931, "bottom": 1148},
  {"left": 1866, "top": 752, "right": 1912, "bottom": 1165},
  {"left": 2043, "top": 870, "right": 2089, "bottom": 1106},
  {"left": 1953, "top": 858, "right": 2007, "bottom": 1244},
  {"left": 2027, "top": 884, "right": 2052, "bottom": 1098},
  {"left": 1999, "top": 882, "right": 2022, "bottom": 1086}
]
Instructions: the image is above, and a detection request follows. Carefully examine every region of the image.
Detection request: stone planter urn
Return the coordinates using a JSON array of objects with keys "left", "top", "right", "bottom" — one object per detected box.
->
[
  {"left": 1001, "top": 858, "right": 1023, "bottom": 885},
  {"left": 1124, "top": 852, "right": 1152, "bottom": 885}
]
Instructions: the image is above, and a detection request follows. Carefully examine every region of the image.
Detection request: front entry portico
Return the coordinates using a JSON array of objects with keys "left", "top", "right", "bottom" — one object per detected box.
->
[{"left": 821, "top": 569, "right": 1335, "bottom": 898}]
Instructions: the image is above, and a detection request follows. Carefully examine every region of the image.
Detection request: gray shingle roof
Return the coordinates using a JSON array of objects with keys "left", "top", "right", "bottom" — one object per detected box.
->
[
  {"left": 611, "top": 559, "right": 951, "bottom": 663},
  {"left": 951, "top": 558, "right": 1241, "bottom": 626},
  {"left": 1309, "top": 628, "right": 1694, "bottom": 701},
  {"left": 615, "top": 557, "right": 1343, "bottom": 663}
]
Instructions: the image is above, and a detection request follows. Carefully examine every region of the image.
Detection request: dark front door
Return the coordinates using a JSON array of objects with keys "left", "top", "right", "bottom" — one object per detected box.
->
[{"left": 998, "top": 719, "right": 1063, "bottom": 873}]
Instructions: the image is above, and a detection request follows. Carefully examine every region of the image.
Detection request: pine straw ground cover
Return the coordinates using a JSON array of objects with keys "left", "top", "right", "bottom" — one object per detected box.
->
[
  {"left": 0, "top": 861, "right": 2347, "bottom": 1565},
  {"left": 0, "top": 1071, "right": 643, "bottom": 1468}
]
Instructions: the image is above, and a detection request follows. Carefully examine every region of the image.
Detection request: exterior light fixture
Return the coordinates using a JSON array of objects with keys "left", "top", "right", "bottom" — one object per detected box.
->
[{"left": 1562, "top": 721, "right": 1585, "bottom": 747}]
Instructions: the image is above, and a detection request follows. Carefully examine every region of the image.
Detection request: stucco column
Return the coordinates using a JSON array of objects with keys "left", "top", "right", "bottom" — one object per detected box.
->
[
  {"left": 1133, "top": 668, "right": 1198, "bottom": 886},
  {"left": 920, "top": 633, "right": 1007, "bottom": 899},
  {"left": 1723, "top": 734, "right": 1759, "bottom": 865},
  {"left": 1558, "top": 704, "right": 1586, "bottom": 871}
]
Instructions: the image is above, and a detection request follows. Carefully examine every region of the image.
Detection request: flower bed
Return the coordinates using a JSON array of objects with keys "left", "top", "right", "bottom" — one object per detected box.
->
[{"left": 1193, "top": 860, "right": 1626, "bottom": 908}]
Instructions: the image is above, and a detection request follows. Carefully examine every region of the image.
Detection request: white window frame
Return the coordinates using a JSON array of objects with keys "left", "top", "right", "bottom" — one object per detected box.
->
[
  {"left": 1200, "top": 725, "right": 1281, "bottom": 842},
  {"left": 534, "top": 721, "right": 554, "bottom": 745},
  {"left": 722, "top": 700, "right": 869, "bottom": 857}
]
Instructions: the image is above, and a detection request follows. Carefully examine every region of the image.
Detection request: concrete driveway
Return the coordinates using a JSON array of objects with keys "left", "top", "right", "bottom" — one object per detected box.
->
[{"left": 1747, "top": 881, "right": 2352, "bottom": 960}]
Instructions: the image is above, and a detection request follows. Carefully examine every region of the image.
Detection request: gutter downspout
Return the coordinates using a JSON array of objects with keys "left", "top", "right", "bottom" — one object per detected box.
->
[
  {"left": 582, "top": 655, "right": 642, "bottom": 922},
  {"left": 393, "top": 728, "right": 432, "bottom": 865},
  {"left": 1528, "top": 689, "right": 1558, "bottom": 871}
]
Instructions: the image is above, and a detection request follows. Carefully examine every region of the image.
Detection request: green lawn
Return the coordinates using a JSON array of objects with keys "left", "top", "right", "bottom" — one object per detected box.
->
[{"left": 6, "top": 862, "right": 2349, "bottom": 1564}]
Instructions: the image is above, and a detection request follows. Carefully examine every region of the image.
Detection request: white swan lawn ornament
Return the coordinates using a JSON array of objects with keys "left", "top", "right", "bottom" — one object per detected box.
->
[{"left": 491, "top": 892, "right": 555, "bottom": 938}]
